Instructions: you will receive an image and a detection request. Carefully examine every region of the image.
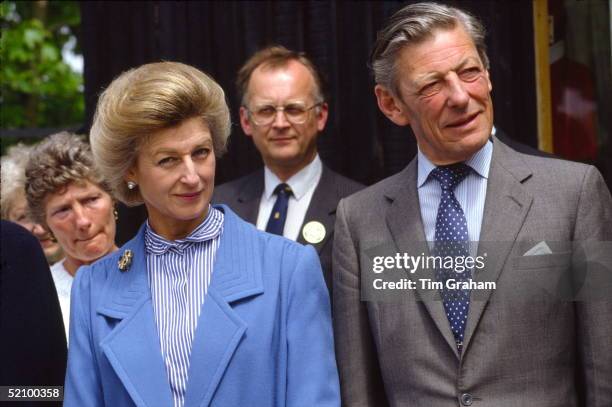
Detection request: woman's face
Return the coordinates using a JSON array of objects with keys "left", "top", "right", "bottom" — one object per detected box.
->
[
  {"left": 44, "top": 180, "right": 117, "bottom": 266},
  {"left": 8, "top": 191, "right": 64, "bottom": 264},
  {"left": 127, "top": 117, "right": 215, "bottom": 240}
]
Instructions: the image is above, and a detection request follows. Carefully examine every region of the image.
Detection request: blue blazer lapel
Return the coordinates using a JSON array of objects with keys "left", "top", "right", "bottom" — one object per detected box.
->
[
  {"left": 97, "top": 226, "right": 173, "bottom": 407},
  {"left": 184, "top": 206, "right": 264, "bottom": 407}
]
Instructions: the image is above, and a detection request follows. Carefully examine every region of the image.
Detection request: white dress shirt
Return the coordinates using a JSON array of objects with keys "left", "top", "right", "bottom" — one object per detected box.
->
[
  {"left": 256, "top": 154, "right": 323, "bottom": 241},
  {"left": 50, "top": 259, "right": 72, "bottom": 343}
]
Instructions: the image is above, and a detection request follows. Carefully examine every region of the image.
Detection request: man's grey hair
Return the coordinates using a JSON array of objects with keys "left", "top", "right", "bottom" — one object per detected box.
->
[{"left": 370, "top": 2, "right": 489, "bottom": 97}]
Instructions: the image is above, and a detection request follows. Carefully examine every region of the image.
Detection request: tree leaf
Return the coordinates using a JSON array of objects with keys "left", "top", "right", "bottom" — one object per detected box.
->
[{"left": 23, "top": 26, "right": 45, "bottom": 48}]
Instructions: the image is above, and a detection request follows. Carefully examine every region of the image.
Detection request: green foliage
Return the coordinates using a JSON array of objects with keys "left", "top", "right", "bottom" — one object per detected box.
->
[{"left": 0, "top": 1, "right": 84, "bottom": 128}]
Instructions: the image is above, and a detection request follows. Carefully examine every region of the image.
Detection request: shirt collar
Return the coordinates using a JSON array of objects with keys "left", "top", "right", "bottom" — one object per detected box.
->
[
  {"left": 144, "top": 205, "right": 224, "bottom": 255},
  {"left": 263, "top": 154, "right": 322, "bottom": 201},
  {"left": 417, "top": 138, "right": 493, "bottom": 188}
]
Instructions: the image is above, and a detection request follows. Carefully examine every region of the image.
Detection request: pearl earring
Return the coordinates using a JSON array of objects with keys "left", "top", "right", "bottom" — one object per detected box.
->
[{"left": 127, "top": 181, "right": 137, "bottom": 190}]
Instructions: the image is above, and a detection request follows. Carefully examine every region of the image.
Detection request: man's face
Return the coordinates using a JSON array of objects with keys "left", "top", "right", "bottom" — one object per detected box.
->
[
  {"left": 240, "top": 60, "right": 328, "bottom": 178},
  {"left": 375, "top": 25, "right": 493, "bottom": 165}
]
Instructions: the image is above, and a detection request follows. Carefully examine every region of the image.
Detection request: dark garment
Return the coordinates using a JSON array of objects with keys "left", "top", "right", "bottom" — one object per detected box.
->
[
  {"left": 495, "top": 128, "right": 555, "bottom": 158},
  {"left": 213, "top": 164, "right": 363, "bottom": 293},
  {"left": 0, "top": 221, "right": 67, "bottom": 407}
]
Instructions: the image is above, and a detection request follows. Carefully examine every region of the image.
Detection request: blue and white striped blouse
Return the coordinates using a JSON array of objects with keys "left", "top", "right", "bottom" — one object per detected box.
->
[{"left": 144, "top": 205, "right": 224, "bottom": 407}]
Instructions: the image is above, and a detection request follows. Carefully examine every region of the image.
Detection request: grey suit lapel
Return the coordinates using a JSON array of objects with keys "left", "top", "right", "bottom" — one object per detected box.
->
[
  {"left": 297, "top": 165, "right": 337, "bottom": 253},
  {"left": 234, "top": 170, "right": 263, "bottom": 224},
  {"left": 462, "top": 138, "right": 533, "bottom": 353},
  {"left": 384, "top": 160, "right": 460, "bottom": 358}
]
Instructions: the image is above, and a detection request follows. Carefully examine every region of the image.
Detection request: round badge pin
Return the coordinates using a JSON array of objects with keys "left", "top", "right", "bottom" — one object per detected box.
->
[{"left": 302, "top": 221, "right": 326, "bottom": 244}]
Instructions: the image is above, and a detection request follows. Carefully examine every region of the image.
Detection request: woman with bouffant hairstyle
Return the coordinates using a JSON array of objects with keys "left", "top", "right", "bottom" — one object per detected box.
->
[
  {"left": 25, "top": 132, "right": 118, "bottom": 341},
  {"left": 89, "top": 62, "right": 230, "bottom": 207},
  {"left": 64, "top": 61, "right": 339, "bottom": 407}
]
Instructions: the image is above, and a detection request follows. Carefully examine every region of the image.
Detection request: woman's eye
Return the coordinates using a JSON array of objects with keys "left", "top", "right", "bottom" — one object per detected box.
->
[
  {"left": 53, "top": 207, "right": 69, "bottom": 217},
  {"left": 158, "top": 157, "right": 176, "bottom": 166},
  {"left": 86, "top": 196, "right": 100, "bottom": 204}
]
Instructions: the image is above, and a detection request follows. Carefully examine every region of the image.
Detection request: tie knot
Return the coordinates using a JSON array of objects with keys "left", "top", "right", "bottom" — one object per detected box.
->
[
  {"left": 274, "top": 183, "right": 293, "bottom": 197},
  {"left": 431, "top": 164, "right": 471, "bottom": 191}
]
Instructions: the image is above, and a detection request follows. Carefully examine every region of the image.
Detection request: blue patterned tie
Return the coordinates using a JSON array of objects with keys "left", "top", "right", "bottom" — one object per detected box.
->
[
  {"left": 265, "top": 183, "right": 293, "bottom": 236},
  {"left": 432, "top": 164, "right": 471, "bottom": 351}
]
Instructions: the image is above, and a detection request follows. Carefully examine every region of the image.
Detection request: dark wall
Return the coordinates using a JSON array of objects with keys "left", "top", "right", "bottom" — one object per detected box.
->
[{"left": 81, "top": 1, "right": 537, "bottom": 244}]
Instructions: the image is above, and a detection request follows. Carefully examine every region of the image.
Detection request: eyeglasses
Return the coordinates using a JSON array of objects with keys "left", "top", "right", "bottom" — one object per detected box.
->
[{"left": 246, "top": 102, "right": 322, "bottom": 126}]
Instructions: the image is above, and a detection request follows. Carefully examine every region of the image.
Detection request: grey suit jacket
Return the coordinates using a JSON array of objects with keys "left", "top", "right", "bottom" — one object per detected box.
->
[
  {"left": 213, "top": 164, "right": 363, "bottom": 292},
  {"left": 333, "top": 137, "right": 612, "bottom": 407}
]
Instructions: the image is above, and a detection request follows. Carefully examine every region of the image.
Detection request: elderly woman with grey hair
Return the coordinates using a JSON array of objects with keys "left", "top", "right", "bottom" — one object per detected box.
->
[
  {"left": 25, "top": 132, "right": 118, "bottom": 341},
  {"left": 63, "top": 61, "right": 339, "bottom": 407},
  {"left": 1, "top": 143, "right": 64, "bottom": 264}
]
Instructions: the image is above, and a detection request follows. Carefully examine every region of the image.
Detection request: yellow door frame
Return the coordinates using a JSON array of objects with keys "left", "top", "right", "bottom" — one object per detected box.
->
[{"left": 533, "top": 0, "right": 553, "bottom": 153}]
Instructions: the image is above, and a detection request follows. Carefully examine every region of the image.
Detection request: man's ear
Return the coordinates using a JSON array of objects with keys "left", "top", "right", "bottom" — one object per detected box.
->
[
  {"left": 374, "top": 85, "right": 411, "bottom": 126},
  {"left": 239, "top": 106, "right": 253, "bottom": 137},
  {"left": 315, "top": 102, "right": 329, "bottom": 132}
]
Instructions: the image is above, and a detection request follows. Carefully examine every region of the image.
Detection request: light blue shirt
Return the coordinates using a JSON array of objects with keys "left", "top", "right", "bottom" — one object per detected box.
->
[{"left": 417, "top": 140, "right": 493, "bottom": 253}]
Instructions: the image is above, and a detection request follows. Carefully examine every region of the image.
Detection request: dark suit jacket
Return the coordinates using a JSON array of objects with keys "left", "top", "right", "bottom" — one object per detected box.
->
[
  {"left": 0, "top": 221, "right": 66, "bottom": 406},
  {"left": 213, "top": 164, "right": 363, "bottom": 291},
  {"left": 333, "top": 136, "right": 612, "bottom": 407}
]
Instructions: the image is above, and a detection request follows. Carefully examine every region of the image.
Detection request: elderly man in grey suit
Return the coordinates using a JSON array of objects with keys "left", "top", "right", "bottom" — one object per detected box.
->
[
  {"left": 333, "top": 3, "right": 612, "bottom": 407},
  {"left": 214, "top": 46, "right": 363, "bottom": 291}
]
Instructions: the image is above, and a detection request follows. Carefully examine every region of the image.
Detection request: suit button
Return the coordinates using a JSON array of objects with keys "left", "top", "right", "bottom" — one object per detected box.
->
[{"left": 460, "top": 393, "right": 473, "bottom": 406}]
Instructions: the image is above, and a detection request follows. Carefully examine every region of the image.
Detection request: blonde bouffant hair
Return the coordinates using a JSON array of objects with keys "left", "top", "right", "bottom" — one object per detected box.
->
[{"left": 90, "top": 61, "right": 231, "bottom": 206}]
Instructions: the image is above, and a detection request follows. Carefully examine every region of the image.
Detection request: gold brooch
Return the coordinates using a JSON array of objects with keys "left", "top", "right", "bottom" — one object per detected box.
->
[{"left": 118, "top": 250, "right": 133, "bottom": 272}]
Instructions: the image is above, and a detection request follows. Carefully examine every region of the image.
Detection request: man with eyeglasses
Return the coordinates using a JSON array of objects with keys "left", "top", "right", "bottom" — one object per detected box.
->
[{"left": 214, "top": 45, "right": 363, "bottom": 292}]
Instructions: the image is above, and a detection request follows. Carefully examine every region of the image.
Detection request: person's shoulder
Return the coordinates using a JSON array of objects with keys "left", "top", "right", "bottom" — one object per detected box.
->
[
  {"left": 214, "top": 170, "right": 262, "bottom": 199},
  {"left": 74, "top": 230, "right": 142, "bottom": 289},
  {"left": 1, "top": 220, "right": 38, "bottom": 250},
  {"left": 222, "top": 205, "right": 312, "bottom": 258},
  {"left": 341, "top": 164, "right": 411, "bottom": 209},
  {"left": 497, "top": 139, "right": 595, "bottom": 186},
  {"left": 323, "top": 166, "right": 365, "bottom": 197},
  {"left": 258, "top": 232, "right": 319, "bottom": 281}
]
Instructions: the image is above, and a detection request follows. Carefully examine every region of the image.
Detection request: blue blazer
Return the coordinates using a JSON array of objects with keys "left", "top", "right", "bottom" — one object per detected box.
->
[{"left": 64, "top": 205, "right": 340, "bottom": 407}]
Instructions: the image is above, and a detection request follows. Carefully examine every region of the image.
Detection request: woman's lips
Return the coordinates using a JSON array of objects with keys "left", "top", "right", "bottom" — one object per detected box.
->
[
  {"left": 176, "top": 191, "right": 202, "bottom": 201},
  {"left": 77, "top": 233, "right": 101, "bottom": 244}
]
